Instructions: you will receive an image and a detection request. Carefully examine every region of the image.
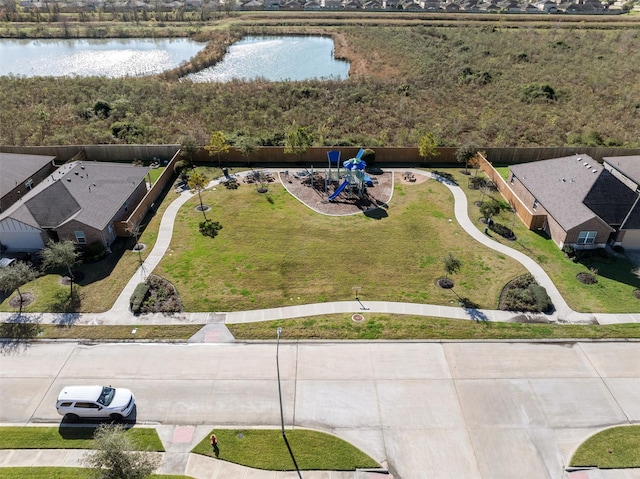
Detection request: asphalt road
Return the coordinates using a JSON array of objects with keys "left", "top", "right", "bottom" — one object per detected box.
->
[{"left": 1, "top": 340, "right": 639, "bottom": 479}]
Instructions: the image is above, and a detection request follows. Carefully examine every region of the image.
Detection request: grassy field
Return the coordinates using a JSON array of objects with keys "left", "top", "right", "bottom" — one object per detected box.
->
[
  {"left": 155, "top": 171, "right": 526, "bottom": 311},
  {"left": 0, "top": 426, "right": 164, "bottom": 451},
  {"left": 456, "top": 169, "right": 640, "bottom": 313},
  {"left": 227, "top": 313, "right": 640, "bottom": 340},
  {"left": 2, "top": 16, "right": 640, "bottom": 147},
  {"left": 570, "top": 426, "right": 640, "bottom": 468},
  {"left": 192, "top": 428, "right": 378, "bottom": 470}
]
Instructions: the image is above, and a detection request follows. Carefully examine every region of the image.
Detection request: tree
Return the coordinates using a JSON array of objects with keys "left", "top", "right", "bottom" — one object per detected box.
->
[
  {"left": 204, "top": 130, "right": 230, "bottom": 168},
  {"left": 480, "top": 199, "right": 501, "bottom": 224},
  {"left": 418, "top": 132, "right": 439, "bottom": 162},
  {"left": 0, "top": 261, "right": 37, "bottom": 314},
  {"left": 468, "top": 151, "right": 485, "bottom": 176},
  {"left": 82, "top": 424, "right": 160, "bottom": 479},
  {"left": 179, "top": 134, "right": 198, "bottom": 169},
  {"left": 455, "top": 143, "right": 479, "bottom": 175},
  {"left": 284, "top": 124, "right": 313, "bottom": 161},
  {"left": 41, "top": 240, "right": 81, "bottom": 298},
  {"left": 443, "top": 253, "right": 462, "bottom": 280},
  {"left": 187, "top": 170, "right": 210, "bottom": 221},
  {"left": 235, "top": 135, "right": 259, "bottom": 164}
]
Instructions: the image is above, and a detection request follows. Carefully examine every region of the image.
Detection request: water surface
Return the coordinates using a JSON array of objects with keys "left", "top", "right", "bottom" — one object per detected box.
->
[
  {"left": 0, "top": 38, "right": 207, "bottom": 77},
  {"left": 186, "top": 36, "right": 350, "bottom": 82}
]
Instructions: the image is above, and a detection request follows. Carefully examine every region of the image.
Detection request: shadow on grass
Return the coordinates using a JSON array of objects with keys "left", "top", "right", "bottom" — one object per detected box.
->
[
  {"left": 0, "top": 313, "right": 43, "bottom": 354},
  {"left": 47, "top": 289, "right": 82, "bottom": 315},
  {"left": 570, "top": 249, "right": 640, "bottom": 290}
]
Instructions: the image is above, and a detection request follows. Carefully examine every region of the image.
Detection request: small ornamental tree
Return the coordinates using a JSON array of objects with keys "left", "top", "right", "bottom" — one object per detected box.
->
[
  {"left": 82, "top": 424, "right": 160, "bottom": 479},
  {"left": 284, "top": 123, "right": 313, "bottom": 161},
  {"left": 0, "top": 261, "right": 37, "bottom": 313},
  {"left": 41, "top": 240, "right": 81, "bottom": 298},
  {"left": 418, "top": 132, "right": 439, "bottom": 163},
  {"left": 179, "top": 134, "right": 199, "bottom": 169},
  {"left": 443, "top": 253, "right": 462, "bottom": 281},
  {"left": 480, "top": 199, "right": 501, "bottom": 224},
  {"left": 187, "top": 170, "right": 210, "bottom": 221},
  {"left": 455, "top": 143, "right": 479, "bottom": 175},
  {"left": 205, "top": 130, "right": 230, "bottom": 167}
]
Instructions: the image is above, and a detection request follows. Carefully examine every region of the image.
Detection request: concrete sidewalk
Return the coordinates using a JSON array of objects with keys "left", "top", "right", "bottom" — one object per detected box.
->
[{"left": 1, "top": 169, "right": 640, "bottom": 328}]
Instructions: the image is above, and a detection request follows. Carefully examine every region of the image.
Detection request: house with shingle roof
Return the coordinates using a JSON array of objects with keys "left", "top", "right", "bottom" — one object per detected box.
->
[
  {"left": 508, "top": 154, "right": 640, "bottom": 249},
  {"left": 0, "top": 161, "right": 150, "bottom": 253},
  {"left": 0, "top": 153, "right": 56, "bottom": 215}
]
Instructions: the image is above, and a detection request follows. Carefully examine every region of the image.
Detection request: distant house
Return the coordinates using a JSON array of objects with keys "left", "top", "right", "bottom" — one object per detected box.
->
[
  {"left": 0, "top": 153, "right": 56, "bottom": 214},
  {"left": 507, "top": 154, "right": 640, "bottom": 249},
  {"left": 602, "top": 156, "right": 640, "bottom": 248},
  {"left": 0, "top": 161, "right": 150, "bottom": 253}
]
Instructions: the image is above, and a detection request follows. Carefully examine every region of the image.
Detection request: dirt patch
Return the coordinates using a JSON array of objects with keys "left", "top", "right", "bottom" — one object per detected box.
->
[
  {"left": 9, "top": 292, "right": 34, "bottom": 309},
  {"left": 576, "top": 272, "right": 598, "bottom": 285},
  {"left": 59, "top": 271, "right": 85, "bottom": 286},
  {"left": 280, "top": 169, "right": 394, "bottom": 216},
  {"left": 437, "top": 278, "right": 454, "bottom": 289}
]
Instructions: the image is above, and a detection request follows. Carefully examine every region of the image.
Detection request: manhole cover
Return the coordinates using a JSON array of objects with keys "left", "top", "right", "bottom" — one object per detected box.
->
[{"left": 352, "top": 313, "right": 364, "bottom": 322}]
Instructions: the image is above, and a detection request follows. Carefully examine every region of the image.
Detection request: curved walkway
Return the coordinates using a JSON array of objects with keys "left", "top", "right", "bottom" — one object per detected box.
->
[{"left": 1, "top": 168, "right": 639, "bottom": 326}]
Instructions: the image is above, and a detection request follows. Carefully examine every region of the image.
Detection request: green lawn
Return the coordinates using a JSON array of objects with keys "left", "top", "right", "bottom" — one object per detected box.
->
[
  {"left": 570, "top": 426, "right": 640, "bottom": 468},
  {"left": 0, "top": 426, "right": 164, "bottom": 451},
  {"left": 455, "top": 169, "right": 640, "bottom": 313},
  {"left": 192, "top": 428, "right": 379, "bottom": 471},
  {"left": 228, "top": 313, "right": 640, "bottom": 340},
  {"left": 156, "top": 173, "right": 526, "bottom": 311}
]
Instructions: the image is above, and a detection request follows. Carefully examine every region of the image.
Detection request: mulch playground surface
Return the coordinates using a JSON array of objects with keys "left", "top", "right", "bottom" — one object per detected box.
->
[{"left": 276, "top": 169, "right": 428, "bottom": 216}]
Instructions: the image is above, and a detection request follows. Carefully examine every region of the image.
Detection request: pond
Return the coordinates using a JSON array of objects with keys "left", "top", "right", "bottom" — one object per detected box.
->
[
  {"left": 0, "top": 38, "right": 207, "bottom": 78},
  {"left": 185, "top": 36, "right": 350, "bottom": 82}
]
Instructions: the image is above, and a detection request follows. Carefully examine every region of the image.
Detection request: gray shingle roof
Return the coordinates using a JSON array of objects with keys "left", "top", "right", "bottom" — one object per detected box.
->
[
  {"left": 603, "top": 155, "right": 640, "bottom": 187},
  {"left": 1, "top": 161, "right": 149, "bottom": 232},
  {"left": 0, "top": 152, "right": 55, "bottom": 198},
  {"left": 583, "top": 169, "right": 637, "bottom": 226},
  {"left": 510, "top": 154, "right": 606, "bottom": 230}
]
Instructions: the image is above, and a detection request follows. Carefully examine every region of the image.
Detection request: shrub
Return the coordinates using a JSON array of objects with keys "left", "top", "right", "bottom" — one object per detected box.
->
[
  {"left": 81, "top": 241, "right": 107, "bottom": 263},
  {"left": 199, "top": 220, "right": 223, "bottom": 238},
  {"left": 500, "top": 273, "right": 553, "bottom": 312},
  {"left": 361, "top": 148, "right": 375, "bottom": 165},
  {"left": 529, "top": 284, "right": 553, "bottom": 312},
  {"left": 469, "top": 176, "right": 487, "bottom": 189},
  {"left": 521, "top": 83, "right": 557, "bottom": 103},
  {"left": 130, "top": 282, "right": 150, "bottom": 314},
  {"left": 489, "top": 222, "right": 516, "bottom": 240}
]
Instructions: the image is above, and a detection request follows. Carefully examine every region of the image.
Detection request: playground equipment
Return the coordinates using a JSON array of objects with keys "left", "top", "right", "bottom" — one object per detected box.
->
[{"left": 328, "top": 148, "right": 367, "bottom": 201}]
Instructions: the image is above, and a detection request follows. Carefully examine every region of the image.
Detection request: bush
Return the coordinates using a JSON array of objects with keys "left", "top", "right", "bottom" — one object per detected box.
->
[
  {"left": 139, "top": 274, "right": 182, "bottom": 313},
  {"left": 500, "top": 273, "right": 553, "bottom": 312},
  {"left": 199, "top": 220, "right": 223, "bottom": 238},
  {"left": 81, "top": 241, "right": 107, "bottom": 262},
  {"left": 469, "top": 176, "right": 487, "bottom": 189},
  {"left": 489, "top": 222, "right": 516, "bottom": 240},
  {"left": 129, "top": 282, "right": 150, "bottom": 314},
  {"left": 521, "top": 83, "right": 557, "bottom": 103},
  {"left": 361, "top": 148, "right": 375, "bottom": 165}
]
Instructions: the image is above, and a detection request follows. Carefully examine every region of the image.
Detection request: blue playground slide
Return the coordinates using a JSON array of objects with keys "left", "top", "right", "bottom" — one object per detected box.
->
[{"left": 328, "top": 180, "right": 349, "bottom": 201}]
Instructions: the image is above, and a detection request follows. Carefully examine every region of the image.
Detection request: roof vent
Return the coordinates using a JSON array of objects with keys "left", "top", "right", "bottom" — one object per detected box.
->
[
  {"left": 577, "top": 157, "right": 582, "bottom": 161},
  {"left": 583, "top": 162, "right": 589, "bottom": 167},
  {"left": 66, "top": 178, "right": 71, "bottom": 182},
  {"left": 74, "top": 171, "right": 79, "bottom": 175},
  {"left": 593, "top": 169, "right": 598, "bottom": 173}
]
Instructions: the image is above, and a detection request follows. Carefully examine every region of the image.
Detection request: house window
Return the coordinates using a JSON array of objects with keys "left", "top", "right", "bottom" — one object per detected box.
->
[
  {"left": 24, "top": 178, "right": 34, "bottom": 190},
  {"left": 75, "top": 231, "right": 87, "bottom": 245},
  {"left": 510, "top": 173, "right": 515, "bottom": 184},
  {"left": 577, "top": 231, "right": 597, "bottom": 245},
  {"left": 532, "top": 199, "right": 539, "bottom": 210}
]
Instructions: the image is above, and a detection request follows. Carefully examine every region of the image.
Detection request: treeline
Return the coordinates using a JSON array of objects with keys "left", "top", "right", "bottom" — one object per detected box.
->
[{"left": 1, "top": 25, "right": 640, "bottom": 148}]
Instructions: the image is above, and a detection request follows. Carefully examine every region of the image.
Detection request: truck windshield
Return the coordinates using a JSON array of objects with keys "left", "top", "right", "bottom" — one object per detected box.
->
[{"left": 98, "top": 387, "right": 116, "bottom": 406}]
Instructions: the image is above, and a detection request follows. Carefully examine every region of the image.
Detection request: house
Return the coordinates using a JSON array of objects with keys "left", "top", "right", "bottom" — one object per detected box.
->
[
  {"left": 507, "top": 154, "right": 640, "bottom": 249},
  {"left": 0, "top": 161, "right": 150, "bottom": 253},
  {"left": 0, "top": 153, "right": 56, "bottom": 214},
  {"left": 602, "top": 156, "right": 640, "bottom": 248}
]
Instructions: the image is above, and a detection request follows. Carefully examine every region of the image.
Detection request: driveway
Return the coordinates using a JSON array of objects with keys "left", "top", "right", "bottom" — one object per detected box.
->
[{"left": 1, "top": 341, "right": 639, "bottom": 479}]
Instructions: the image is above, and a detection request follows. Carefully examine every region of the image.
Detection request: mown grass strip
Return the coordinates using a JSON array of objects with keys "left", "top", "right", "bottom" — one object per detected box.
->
[
  {"left": 228, "top": 313, "right": 640, "bottom": 340},
  {"left": 192, "top": 428, "right": 378, "bottom": 471},
  {"left": 0, "top": 426, "right": 164, "bottom": 451},
  {"left": 570, "top": 426, "right": 640, "bottom": 469}
]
